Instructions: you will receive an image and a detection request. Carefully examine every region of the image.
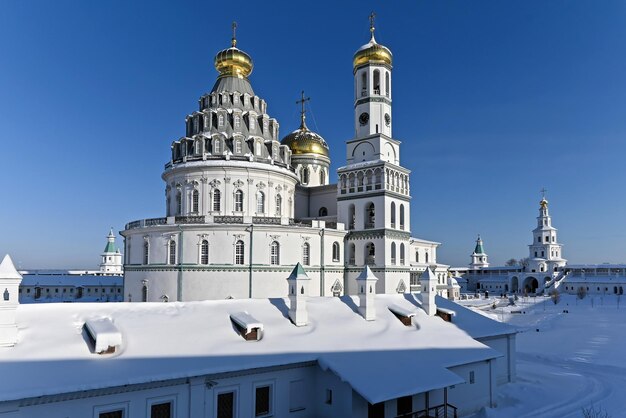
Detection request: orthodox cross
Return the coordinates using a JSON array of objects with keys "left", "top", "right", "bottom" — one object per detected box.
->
[
  {"left": 231, "top": 21, "right": 237, "bottom": 47},
  {"left": 369, "top": 12, "right": 376, "bottom": 34},
  {"left": 296, "top": 90, "right": 310, "bottom": 127},
  {"left": 541, "top": 187, "right": 548, "bottom": 200}
]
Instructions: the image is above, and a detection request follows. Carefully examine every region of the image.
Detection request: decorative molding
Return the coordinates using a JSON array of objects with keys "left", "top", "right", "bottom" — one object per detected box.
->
[
  {"left": 233, "top": 179, "right": 244, "bottom": 188},
  {"left": 209, "top": 179, "right": 221, "bottom": 188},
  {"left": 257, "top": 182, "right": 266, "bottom": 189},
  {"left": 247, "top": 178, "right": 254, "bottom": 184},
  {"left": 275, "top": 185, "right": 283, "bottom": 192},
  {"left": 224, "top": 177, "right": 231, "bottom": 184}
]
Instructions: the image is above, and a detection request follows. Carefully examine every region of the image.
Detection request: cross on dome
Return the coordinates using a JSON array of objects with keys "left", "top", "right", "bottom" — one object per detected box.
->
[
  {"left": 296, "top": 90, "right": 311, "bottom": 129},
  {"left": 231, "top": 21, "right": 237, "bottom": 47}
]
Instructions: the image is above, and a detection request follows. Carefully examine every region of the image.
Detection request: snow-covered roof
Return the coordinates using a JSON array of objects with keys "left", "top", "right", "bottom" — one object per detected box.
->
[
  {"left": 436, "top": 296, "right": 516, "bottom": 339},
  {"left": 566, "top": 264, "right": 626, "bottom": 269},
  {"left": 230, "top": 311, "right": 264, "bottom": 333},
  {"left": 0, "top": 255, "right": 22, "bottom": 280},
  {"left": 20, "top": 274, "right": 122, "bottom": 287},
  {"left": 0, "top": 295, "right": 504, "bottom": 404},
  {"left": 388, "top": 303, "right": 416, "bottom": 318}
]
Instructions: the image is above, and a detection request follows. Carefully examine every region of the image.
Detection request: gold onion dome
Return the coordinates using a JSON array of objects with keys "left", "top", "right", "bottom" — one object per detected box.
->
[
  {"left": 214, "top": 24, "right": 253, "bottom": 78},
  {"left": 540, "top": 198, "right": 549, "bottom": 208},
  {"left": 281, "top": 118, "right": 329, "bottom": 158},
  {"left": 353, "top": 20, "right": 392, "bottom": 71}
]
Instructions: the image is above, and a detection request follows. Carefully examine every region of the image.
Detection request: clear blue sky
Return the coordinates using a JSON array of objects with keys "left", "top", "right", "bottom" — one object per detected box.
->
[{"left": 1, "top": 1, "right": 625, "bottom": 269}]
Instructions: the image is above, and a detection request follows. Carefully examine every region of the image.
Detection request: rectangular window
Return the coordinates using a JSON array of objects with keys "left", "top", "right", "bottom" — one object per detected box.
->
[
  {"left": 397, "top": 396, "right": 412, "bottom": 415},
  {"left": 99, "top": 411, "right": 123, "bottom": 418},
  {"left": 217, "top": 391, "right": 235, "bottom": 418},
  {"left": 325, "top": 389, "right": 333, "bottom": 405},
  {"left": 249, "top": 117, "right": 255, "bottom": 132},
  {"left": 150, "top": 402, "right": 172, "bottom": 418},
  {"left": 235, "top": 140, "right": 242, "bottom": 153},
  {"left": 470, "top": 370, "right": 475, "bottom": 384},
  {"left": 368, "top": 403, "right": 384, "bottom": 418},
  {"left": 255, "top": 385, "right": 271, "bottom": 416}
]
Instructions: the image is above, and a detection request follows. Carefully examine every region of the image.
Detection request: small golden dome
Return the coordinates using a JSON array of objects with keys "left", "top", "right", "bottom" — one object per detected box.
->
[
  {"left": 353, "top": 33, "right": 392, "bottom": 71},
  {"left": 214, "top": 24, "right": 253, "bottom": 79},
  {"left": 214, "top": 46, "right": 253, "bottom": 79},
  {"left": 540, "top": 198, "right": 548, "bottom": 208},
  {"left": 281, "top": 120, "right": 329, "bottom": 158}
]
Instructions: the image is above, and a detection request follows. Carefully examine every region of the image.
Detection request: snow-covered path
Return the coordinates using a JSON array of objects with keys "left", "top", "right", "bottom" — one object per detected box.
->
[{"left": 467, "top": 295, "right": 626, "bottom": 418}]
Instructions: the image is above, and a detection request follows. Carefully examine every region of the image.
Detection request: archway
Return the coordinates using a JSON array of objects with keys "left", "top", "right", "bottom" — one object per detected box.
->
[
  {"left": 511, "top": 277, "right": 519, "bottom": 293},
  {"left": 523, "top": 277, "right": 539, "bottom": 294}
]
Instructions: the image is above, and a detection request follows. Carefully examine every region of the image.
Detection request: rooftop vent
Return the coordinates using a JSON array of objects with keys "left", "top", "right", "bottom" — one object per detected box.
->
[
  {"left": 230, "top": 311, "right": 264, "bottom": 341},
  {"left": 436, "top": 308, "right": 456, "bottom": 322},
  {"left": 388, "top": 304, "right": 416, "bottom": 326},
  {"left": 84, "top": 318, "right": 122, "bottom": 354}
]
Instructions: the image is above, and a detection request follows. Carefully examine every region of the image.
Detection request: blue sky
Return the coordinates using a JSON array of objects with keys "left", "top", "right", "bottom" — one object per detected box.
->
[{"left": 1, "top": 1, "right": 625, "bottom": 269}]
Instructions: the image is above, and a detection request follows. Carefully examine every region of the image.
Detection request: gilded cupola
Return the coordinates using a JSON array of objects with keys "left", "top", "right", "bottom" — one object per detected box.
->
[
  {"left": 353, "top": 13, "right": 393, "bottom": 72},
  {"left": 280, "top": 92, "right": 329, "bottom": 158},
  {"left": 214, "top": 22, "right": 253, "bottom": 79}
]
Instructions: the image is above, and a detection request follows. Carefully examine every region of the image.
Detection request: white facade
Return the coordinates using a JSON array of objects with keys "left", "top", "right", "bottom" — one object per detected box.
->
[
  {"left": 0, "top": 255, "right": 22, "bottom": 347},
  {"left": 122, "top": 25, "right": 445, "bottom": 303}
]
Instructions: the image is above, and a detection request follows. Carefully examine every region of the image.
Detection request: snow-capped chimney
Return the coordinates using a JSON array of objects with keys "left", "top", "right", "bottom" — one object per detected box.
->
[
  {"left": 356, "top": 265, "right": 378, "bottom": 321},
  {"left": 0, "top": 255, "right": 23, "bottom": 347},
  {"left": 421, "top": 267, "right": 437, "bottom": 316},
  {"left": 287, "top": 263, "right": 310, "bottom": 326}
]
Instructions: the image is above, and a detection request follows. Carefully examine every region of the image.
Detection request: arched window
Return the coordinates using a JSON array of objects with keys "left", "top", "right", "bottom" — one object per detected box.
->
[
  {"left": 391, "top": 242, "right": 397, "bottom": 265},
  {"left": 332, "top": 242, "right": 340, "bottom": 262},
  {"left": 425, "top": 252, "right": 429, "bottom": 263},
  {"left": 214, "top": 139, "right": 221, "bottom": 154},
  {"left": 192, "top": 189, "right": 199, "bottom": 213},
  {"left": 373, "top": 69, "right": 380, "bottom": 94},
  {"left": 400, "top": 243, "right": 405, "bottom": 265},
  {"left": 320, "top": 169, "right": 326, "bottom": 184},
  {"left": 3, "top": 288, "right": 9, "bottom": 301},
  {"left": 391, "top": 202, "right": 396, "bottom": 228},
  {"left": 361, "top": 71, "right": 367, "bottom": 94},
  {"left": 257, "top": 191, "right": 265, "bottom": 213},
  {"left": 235, "top": 140, "right": 242, "bottom": 154},
  {"left": 176, "top": 192, "right": 182, "bottom": 215},
  {"left": 235, "top": 240, "right": 245, "bottom": 265},
  {"left": 168, "top": 240, "right": 176, "bottom": 265},
  {"left": 416, "top": 251, "right": 420, "bottom": 263},
  {"left": 143, "top": 241, "right": 149, "bottom": 265},
  {"left": 255, "top": 141, "right": 262, "bottom": 156},
  {"left": 275, "top": 194, "right": 282, "bottom": 216},
  {"left": 349, "top": 243, "right": 356, "bottom": 265},
  {"left": 200, "top": 240, "right": 209, "bottom": 265},
  {"left": 365, "top": 242, "right": 375, "bottom": 265},
  {"left": 270, "top": 241, "right": 280, "bottom": 265},
  {"left": 142, "top": 285, "right": 148, "bottom": 302},
  {"left": 400, "top": 204, "right": 405, "bottom": 230},
  {"left": 234, "top": 115, "right": 240, "bottom": 128},
  {"left": 385, "top": 72, "right": 390, "bottom": 97},
  {"left": 302, "top": 167, "right": 310, "bottom": 185},
  {"left": 348, "top": 204, "right": 355, "bottom": 229},
  {"left": 213, "top": 189, "right": 221, "bottom": 212},
  {"left": 319, "top": 207, "right": 328, "bottom": 217},
  {"left": 302, "top": 242, "right": 310, "bottom": 266},
  {"left": 218, "top": 114, "right": 224, "bottom": 127},
  {"left": 365, "top": 203, "right": 375, "bottom": 229},
  {"left": 234, "top": 190, "right": 244, "bottom": 212}
]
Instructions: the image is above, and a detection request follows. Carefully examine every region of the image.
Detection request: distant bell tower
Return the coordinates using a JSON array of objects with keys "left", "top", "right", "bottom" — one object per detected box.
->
[
  {"left": 470, "top": 235, "right": 489, "bottom": 268},
  {"left": 527, "top": 189, "right": 566, "bottom": 275}
]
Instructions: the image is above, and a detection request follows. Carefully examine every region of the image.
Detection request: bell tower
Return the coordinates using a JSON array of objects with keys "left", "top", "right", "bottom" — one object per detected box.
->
[{"left": 339, "top": 14, "right": 411, "bottom": 297}]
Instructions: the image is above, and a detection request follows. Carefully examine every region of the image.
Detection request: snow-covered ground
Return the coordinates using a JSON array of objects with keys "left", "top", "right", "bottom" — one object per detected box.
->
[{"left": 462, "top": 294, "right": 626, "bottom": 418}]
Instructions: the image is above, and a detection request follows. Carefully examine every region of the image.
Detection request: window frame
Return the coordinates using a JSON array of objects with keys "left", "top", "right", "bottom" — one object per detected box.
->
[
  {"left": 146, "top": 394, "right": 177, "bottom": 418},
  {"left": 93, "top": 402, "right": 129, "bottom": 418},
  {"left": 253, "top": 381, "right": 275, "bottom": 418},
  {"left": 215, "top": 386, "right": 238, "bottom": 418}
]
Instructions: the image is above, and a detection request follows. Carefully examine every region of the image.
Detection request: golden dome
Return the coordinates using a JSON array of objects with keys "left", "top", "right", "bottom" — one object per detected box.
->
[
  {"left": 540, "top": 198, "right": 548, "bottom": 208},
  {"left": 353, "top": 33, "right": 392, "bottom": 71},
  {"left": 214, "top": 25, "right": 253, "bottom": 79},
  {"left": 281, "top": 119, "right": 329, "bottom": 158}
]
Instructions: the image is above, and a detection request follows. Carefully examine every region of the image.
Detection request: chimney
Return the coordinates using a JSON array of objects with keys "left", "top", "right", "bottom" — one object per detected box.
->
[
  {"left": 421, "top": 267, "right": 437, "bottom": 316},
  {"left": 356, "top": 265, "right": 378, "bottom": 321},
  {"left": 287, "top": 263, "right": 310, "bottom": 326},
  {"left": 0, "top": 255, "right": 23, "bottom": 347}
]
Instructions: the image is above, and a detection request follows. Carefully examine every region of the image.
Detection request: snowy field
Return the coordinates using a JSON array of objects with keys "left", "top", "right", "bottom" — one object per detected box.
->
[{"left": 464, "top": 294, "right": 626, "bottom": 418}]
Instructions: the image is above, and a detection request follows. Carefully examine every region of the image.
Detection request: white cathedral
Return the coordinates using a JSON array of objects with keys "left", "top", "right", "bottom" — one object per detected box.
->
[{"left": 121, "top": 23, "right": 450, "bottom": 302}]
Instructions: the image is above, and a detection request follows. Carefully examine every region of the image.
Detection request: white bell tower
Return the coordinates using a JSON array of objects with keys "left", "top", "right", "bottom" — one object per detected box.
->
[{"left": 0, "top": 255, "right": 23, "bottom": 347}]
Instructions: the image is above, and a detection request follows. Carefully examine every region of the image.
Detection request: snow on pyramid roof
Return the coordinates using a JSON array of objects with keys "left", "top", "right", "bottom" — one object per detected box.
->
[
  {"left": 421, "top": 266, "right": 435, "bottom": 280},
  {"left": 287, "top": 263, "right": 310, "bottom": 280},
  {"left": 0, "top": 255, "right": 22, "bottom": 280},
  {"left": 356, "top": 265, "right": 378, "bottom": 281}
]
